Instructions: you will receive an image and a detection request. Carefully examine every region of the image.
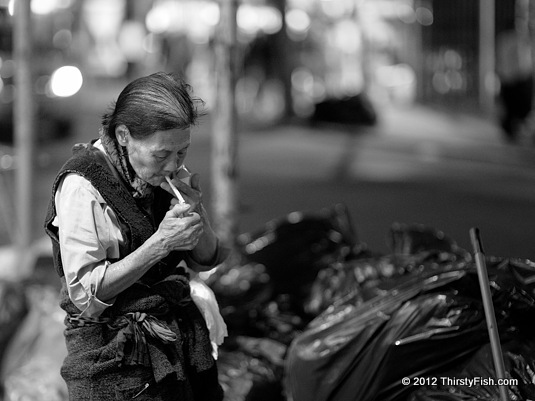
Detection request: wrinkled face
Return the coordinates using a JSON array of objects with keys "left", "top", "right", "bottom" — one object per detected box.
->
[{"left": 118, "top": 126, "right": 191, "bottom": 186}]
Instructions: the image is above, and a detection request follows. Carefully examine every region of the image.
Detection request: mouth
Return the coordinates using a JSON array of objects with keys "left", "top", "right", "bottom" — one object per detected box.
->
[
  {"left": 141, "top": 175, "right": 165, "bottom": 187},
  {"left": 156, "top": 176, "right": 168, "bottom": 185}
]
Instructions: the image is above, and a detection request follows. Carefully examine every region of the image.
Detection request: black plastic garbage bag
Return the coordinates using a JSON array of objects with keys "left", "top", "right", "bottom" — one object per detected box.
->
[
  {"left": 305, "top": 250, "right": 471, "bottom": 317},
  {"left": 285, "top": 255, "right": 535, "bottom": 401},
  {"left": 205, "top": 261, "right": 275, "bottom": 338},
  {"left": 387, "top": 222, "right": 470, "bottom": 260},
  {"left": 206, "top": 204, "right": 360, "bottom": 342},
  {"left": 408, "top": 341, "right": 535, "bottom": 401},
  {"left": 285, "top": 267, "right": 485, "bottom": 401},
  {"left": 218, "top": 336, "right": 287, "bottom": 401},
  {"left": 235, "top": 204, "right": 359, "bottom": 320},
  {"left": 205, "top": 204, "right": 365, "bottom": 355},
  {"left": 304, "top": 223, "right": 473, "bottom": 317},
  {"left": 366, "top": 292, "right": 488, "bottom": 401},
  {"left": 205, "top": 261, "right": 309, "bottom": 344}
]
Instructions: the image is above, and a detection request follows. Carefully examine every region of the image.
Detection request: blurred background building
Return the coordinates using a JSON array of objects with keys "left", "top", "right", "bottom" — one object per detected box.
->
[{"left": 0, "top": 0, "right": 525, "bottom": 137}]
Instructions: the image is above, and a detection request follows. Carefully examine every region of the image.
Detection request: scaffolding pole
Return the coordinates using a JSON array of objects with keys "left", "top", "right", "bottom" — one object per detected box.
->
[
  {"left": 479, "top": 0, "right": 496, "bottom": 115},
  {"left": 470, "top": 228, "right": 510, "bottom": 401},
  {"left": 14, "top": 0, "right": 35, "bottom": 277},
  {"left": 211, "top": 0, "right": 239, "bottom": 248}
]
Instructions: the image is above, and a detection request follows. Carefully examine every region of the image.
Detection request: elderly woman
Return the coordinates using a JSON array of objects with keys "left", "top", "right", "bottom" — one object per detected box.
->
[{"left": 44, "top": 72, "right": 228, "bottom": 401}]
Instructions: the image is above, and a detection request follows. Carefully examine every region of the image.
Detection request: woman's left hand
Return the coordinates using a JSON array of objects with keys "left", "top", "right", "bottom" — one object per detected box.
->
[
  {"left": 161, "top": 173, "right": 221, "bottom": 268},
  {"left": 161, "top": 173, "right": 203, "bottom": 212}
]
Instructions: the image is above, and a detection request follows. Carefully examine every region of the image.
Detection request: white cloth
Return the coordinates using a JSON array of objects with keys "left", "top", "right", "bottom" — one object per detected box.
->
[{"left": 189, "top": 272, "right": 228, "bottom": 360}]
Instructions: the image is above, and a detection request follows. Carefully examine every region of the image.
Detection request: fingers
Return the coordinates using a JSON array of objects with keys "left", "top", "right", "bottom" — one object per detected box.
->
[
  {"left": 173, "top": 212, "right": 203, "bottom": 250},
  {"left": 190, "top": 173, "right": 201, "bottom": 191},
  {"left": 161, "top": 178, "right": 198, "bottom": 201},
  {"left": 167, "top": 203, "right": 192, "bottom": 218},
  {"left": 159, "top": 209, "right": 203, "bottom": 251},
  {"left": 179, "top": 210, "right": 202, "bottom": 226},
  {"left": 175, "top": 179, "right": 196, "bottom": 198},
  {"left": 160, "top": 178, "right": 187, "bottom": 198},
  {"left": 160, "top": 180, "right": 185, "bottom": 198},
  {"left": 167, "top": 206, "right": 202, "bottom": 229},
  {"left": 162, "top": 176, "right": 203, "bottom": 214}
]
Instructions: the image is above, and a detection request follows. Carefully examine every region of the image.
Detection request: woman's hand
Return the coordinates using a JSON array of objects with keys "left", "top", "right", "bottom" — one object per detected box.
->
[
  {"left": 97, "top": 203, "right": 204, "bottom": 301},
  {"left": 160, "top": 173, "right": 202, "bottom": 212},
  {"left": 157, "top": 203, "right": 204, "bottom": 252},
  {"left": 160, "top": 174, "right": 222, "bottom": 268}
]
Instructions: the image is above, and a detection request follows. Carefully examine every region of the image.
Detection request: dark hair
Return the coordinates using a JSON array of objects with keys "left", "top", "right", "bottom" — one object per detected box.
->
[{"left": 101, "top": 72, "right": 205, "bottom": 140}]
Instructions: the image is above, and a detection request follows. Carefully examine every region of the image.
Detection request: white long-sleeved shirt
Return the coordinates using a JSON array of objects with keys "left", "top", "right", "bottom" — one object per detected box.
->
[
  {"left": 53, "top": 171, "right": 122, "bottom": 317},
  {"left": 52, "top": 141, "right": 127, "bottom": 317}
]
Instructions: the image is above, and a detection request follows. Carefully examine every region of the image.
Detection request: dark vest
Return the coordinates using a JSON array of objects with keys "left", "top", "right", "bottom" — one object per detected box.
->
[{"left": 44, "top": 142, "right": 187, "bottom": 315}]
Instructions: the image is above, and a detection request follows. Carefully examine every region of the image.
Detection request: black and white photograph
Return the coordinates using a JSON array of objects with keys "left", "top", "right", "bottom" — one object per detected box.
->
[{"left": 1, "top": 1, "right": 535, "bottom": 400}]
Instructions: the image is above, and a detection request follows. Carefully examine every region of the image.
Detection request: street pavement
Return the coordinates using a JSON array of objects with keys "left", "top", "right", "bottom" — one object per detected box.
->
[
  {"left": 2, "top": 77, "right": 535, "bottom": 280},
  {"left": 233, "top": 109, "right": 535, "bottom": 260}
]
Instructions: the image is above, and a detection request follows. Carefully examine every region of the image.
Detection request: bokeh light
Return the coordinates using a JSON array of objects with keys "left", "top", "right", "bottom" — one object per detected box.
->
[{"left": 49, "top": 66, "right": 83, "bottom": 97}]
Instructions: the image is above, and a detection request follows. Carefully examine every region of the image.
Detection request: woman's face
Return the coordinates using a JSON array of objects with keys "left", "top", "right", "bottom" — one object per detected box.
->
[{"left": 119, "top": 127, "right": 191, "bottom": 186}]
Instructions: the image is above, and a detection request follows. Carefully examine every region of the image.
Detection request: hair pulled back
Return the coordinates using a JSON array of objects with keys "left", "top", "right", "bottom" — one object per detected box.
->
[{"left": 101, "top": 72, "right": 204, "bottom": 140}]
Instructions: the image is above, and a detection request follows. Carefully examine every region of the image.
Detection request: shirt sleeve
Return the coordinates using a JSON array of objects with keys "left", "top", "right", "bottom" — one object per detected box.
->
[
  {"left": 186, "top": 239, "right": 230, "bottom": 271},
  {"left": 54, "top": 173, "right": 123, "bottom": 318}
]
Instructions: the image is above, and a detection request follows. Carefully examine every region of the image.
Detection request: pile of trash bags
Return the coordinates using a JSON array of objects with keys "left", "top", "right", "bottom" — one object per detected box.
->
[
  {"left": 2, "top": 203, "right": 535, "bottom": 401},
  {"left": 207, "top": 203, "right": 535, "bottom": 401}
]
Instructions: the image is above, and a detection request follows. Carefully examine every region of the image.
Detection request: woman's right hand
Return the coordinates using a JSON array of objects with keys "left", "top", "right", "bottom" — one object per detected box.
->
[{"left": 157, "top": 203, "right": 203, "bottom": 252}]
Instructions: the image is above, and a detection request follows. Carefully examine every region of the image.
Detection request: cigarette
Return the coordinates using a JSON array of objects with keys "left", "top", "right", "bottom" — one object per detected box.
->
[{"left": 165, "top": 176, "right": 186, "bottom": 204}]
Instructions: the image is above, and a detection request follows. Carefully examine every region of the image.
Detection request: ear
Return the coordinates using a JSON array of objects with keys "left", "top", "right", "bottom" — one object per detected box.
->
[{"left": 115, "top": 125, "right": 129, "bottom": 146}]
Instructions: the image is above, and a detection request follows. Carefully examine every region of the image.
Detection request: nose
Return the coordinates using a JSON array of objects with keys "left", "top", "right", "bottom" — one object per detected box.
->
[{"left": 163, "top": 156, "right": 179, "bottom": 175}]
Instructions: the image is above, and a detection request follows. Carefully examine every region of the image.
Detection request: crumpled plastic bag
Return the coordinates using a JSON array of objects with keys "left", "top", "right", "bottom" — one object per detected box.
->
[
  {"left": 407, "top": 258, "right": 535, "bottom": 401},
  {"left": 236, "top": 204, "right": 360, "bottom": 320},
  {"left": 304, "top": 222, "right": 473, "bottom": 317},
  {"left": 205, "top": 261, "right": 275, "bottom": 339},
  {"left": 409, "top": 341, "right": 535, "bottom": 400},
  {"left": 218, "top": 336, "right": 287, "bottom": 401},
  {"left": 1, "top": 285, "right": 68, "bottom": 401},
  {"left": 387, "top": 222, "right": 470, "bottom": 259},
  {"left": 0, "top": 280, "right": 28, "bottom": 373},
  {"left": 304, "top": 251, "right": 470, "bottom": 317},
  {"left": 285, "top": 267, "right": 480, "bottom": 401},
  {"left": 285, "top": 255, "right": 535, "bottom": 401}
]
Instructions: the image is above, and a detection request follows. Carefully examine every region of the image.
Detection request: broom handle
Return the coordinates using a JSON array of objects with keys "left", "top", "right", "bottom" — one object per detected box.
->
[{"left": 469, "top": 228, "right": 509, "bottom": 401}]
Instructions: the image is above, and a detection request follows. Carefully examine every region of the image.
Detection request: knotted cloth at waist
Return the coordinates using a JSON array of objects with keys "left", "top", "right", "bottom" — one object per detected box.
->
[
  {"left": 69, "top": 312, "right": 177, "bottom": 366},
  {"left": 63, "top": 274, "right": 214, "bottom": 383}
]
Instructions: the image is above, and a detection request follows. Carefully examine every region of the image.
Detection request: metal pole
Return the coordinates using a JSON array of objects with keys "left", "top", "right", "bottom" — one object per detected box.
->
[
  {"left": 14, "top": 0, "right": 34, "bottom": 276},
  {"left": 526, "top": 0, "right": 535, "bottom": 110},
  {"left": 212, "top": 0, "right": 239, "bottom": 248},
  {"left": 479, "top": 0, "right": 496, "bottom": 115},
  {"left": 355, "top": 0, "right": 372, "bottom": 95},
  {"left": 469, "top": 228, "right": 510, "bottom": 401}
]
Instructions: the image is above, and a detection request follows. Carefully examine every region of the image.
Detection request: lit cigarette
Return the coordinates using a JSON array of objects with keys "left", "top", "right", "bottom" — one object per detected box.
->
[{"left": 165, "top": 176, "right": 186, "bottom": 204}]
